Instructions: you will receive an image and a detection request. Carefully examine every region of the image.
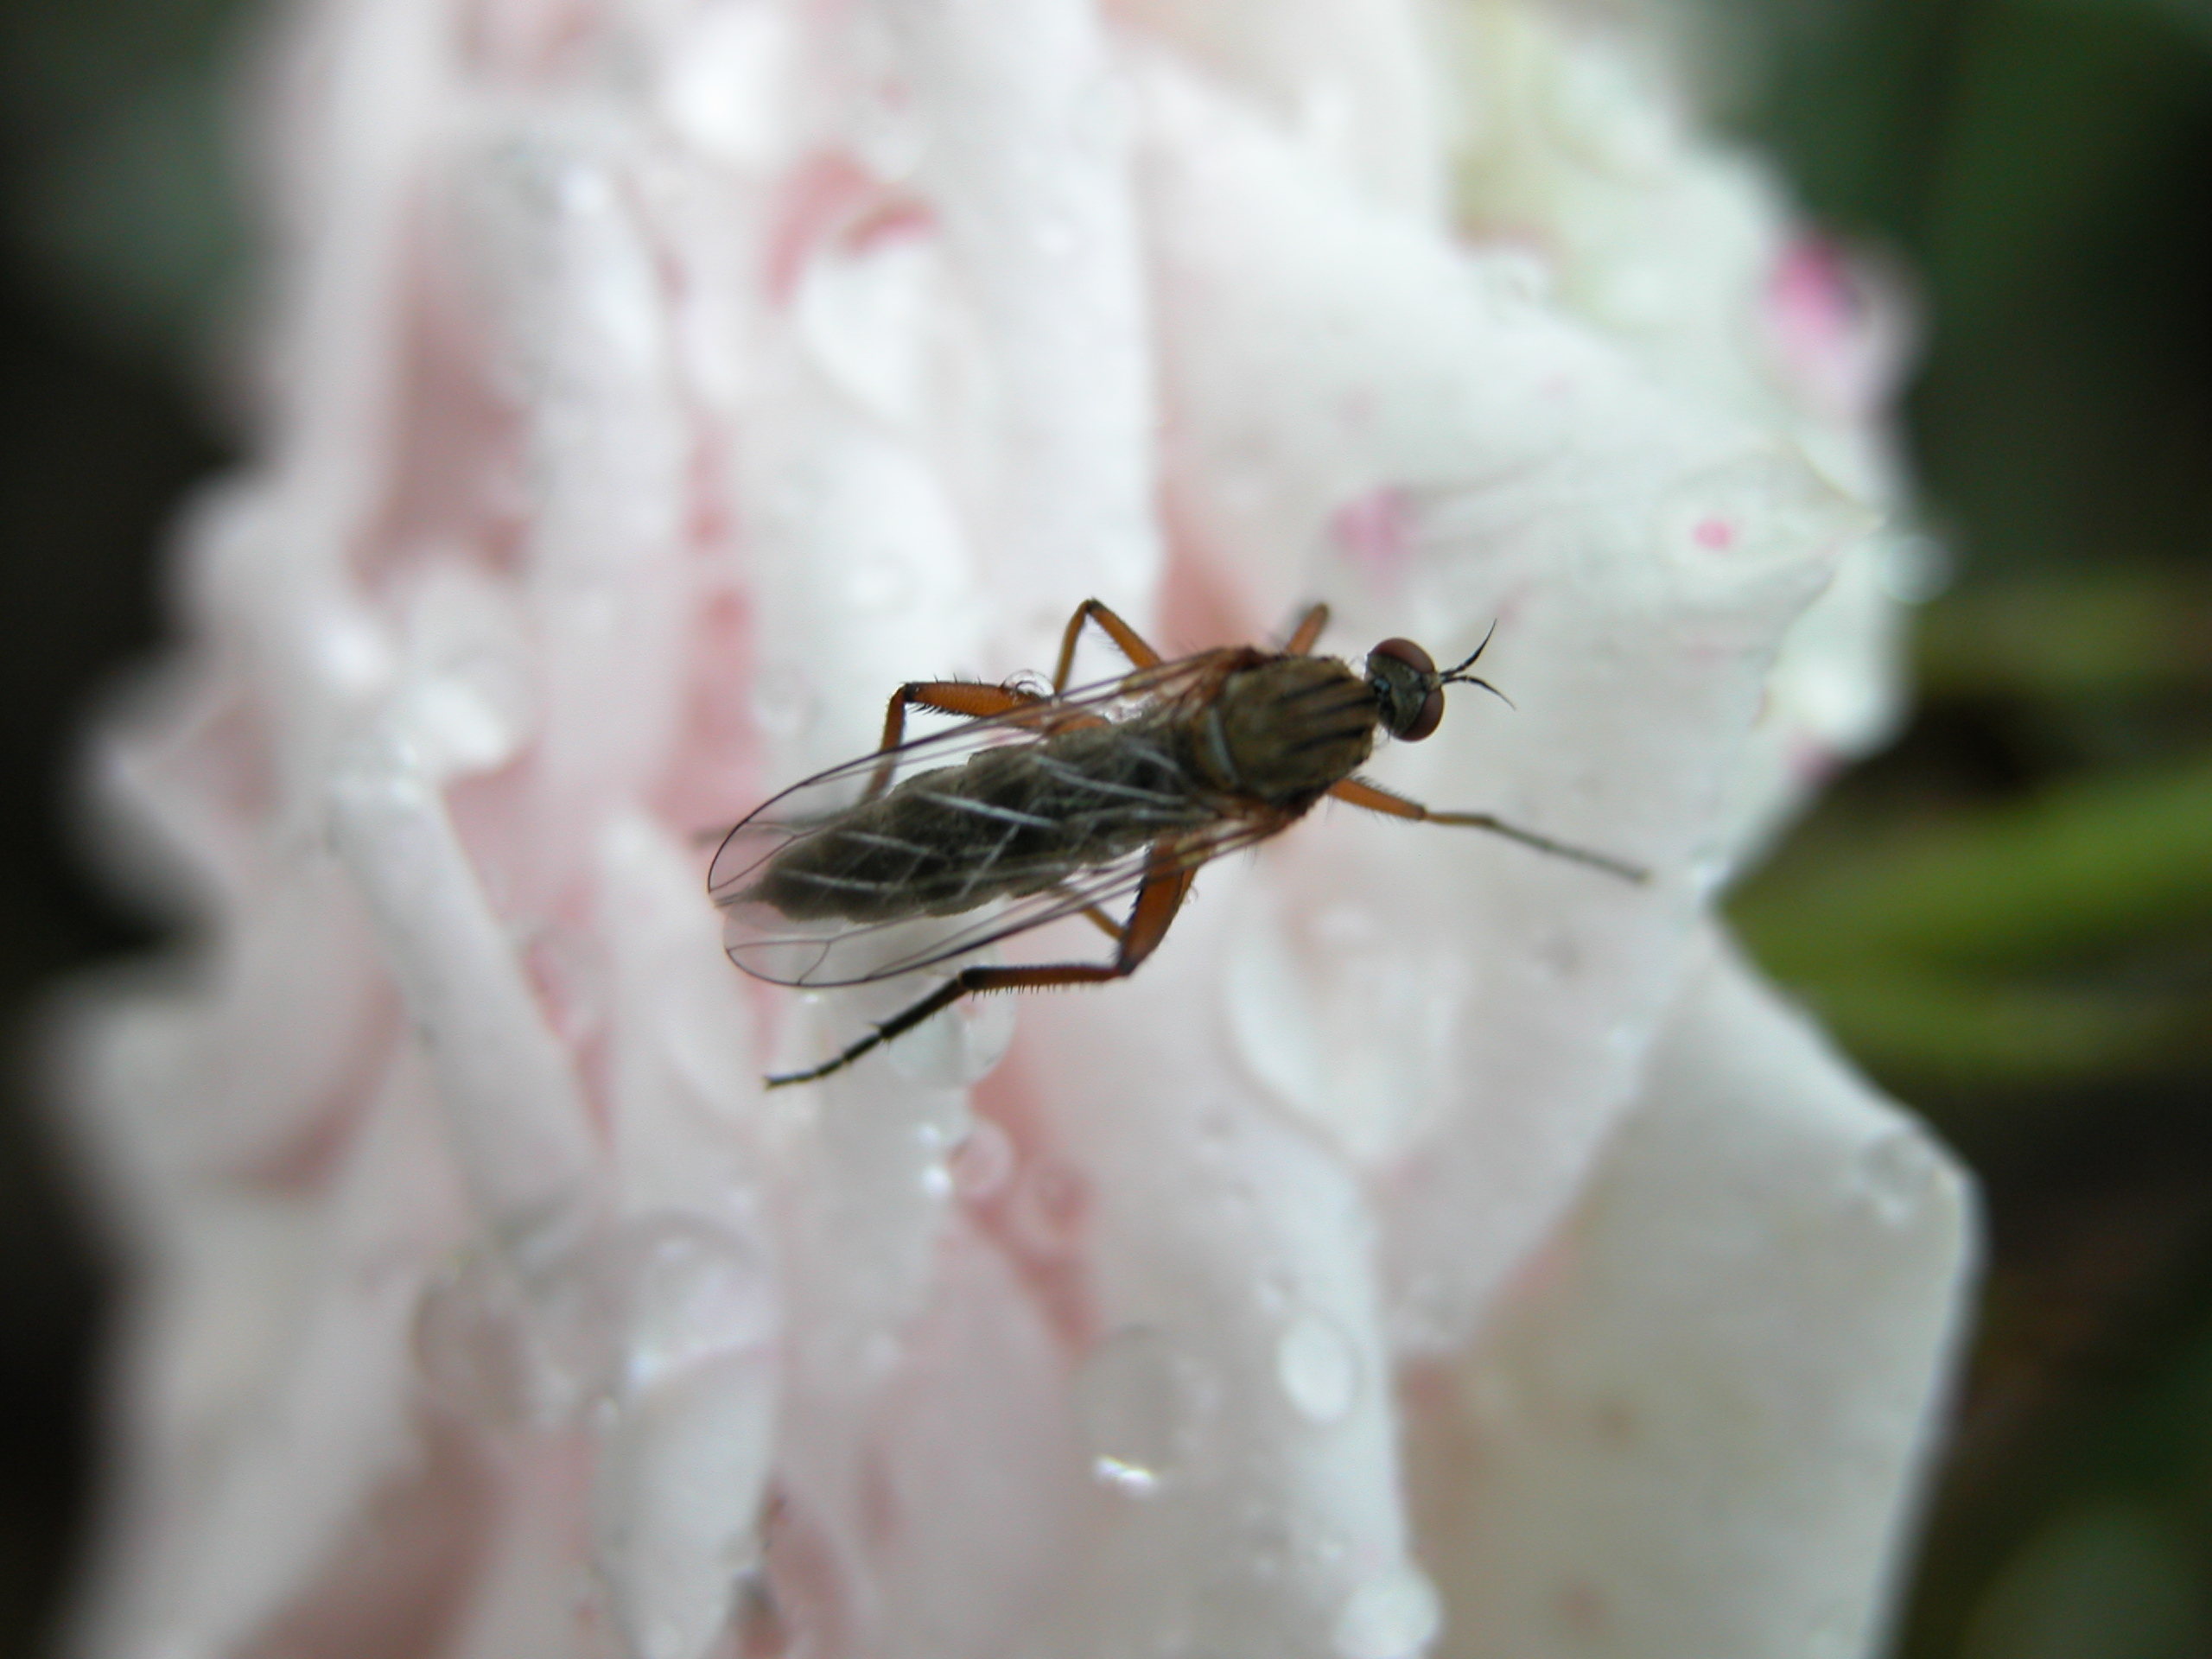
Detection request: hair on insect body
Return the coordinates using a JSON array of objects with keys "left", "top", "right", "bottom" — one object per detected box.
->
[{"left": 711, "top": 598, "right": 1648, "bottom": 1087}]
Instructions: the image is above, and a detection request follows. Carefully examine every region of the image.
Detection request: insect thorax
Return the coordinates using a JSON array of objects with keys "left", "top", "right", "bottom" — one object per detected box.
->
[{"left": 1199, "top": 658, "right": 1380, "bottom": 808}]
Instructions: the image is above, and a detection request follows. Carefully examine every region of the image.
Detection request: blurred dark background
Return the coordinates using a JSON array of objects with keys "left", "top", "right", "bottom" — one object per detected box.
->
[
  {"left": 1, "top": 0, "right": 238, "bottom": 1650},
  {"left": 0, "top": 0, "right": 2207, "bottom": 1655}
]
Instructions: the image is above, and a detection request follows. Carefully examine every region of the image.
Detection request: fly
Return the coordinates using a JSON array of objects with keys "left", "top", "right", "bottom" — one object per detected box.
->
[{"left": 711, "top": 598, "right": 1647, "bottom": 1087}]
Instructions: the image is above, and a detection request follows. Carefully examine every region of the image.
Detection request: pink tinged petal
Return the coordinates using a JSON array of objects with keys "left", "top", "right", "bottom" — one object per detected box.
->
[
  {"left": 1137, "top": 54, "right": 1861, "bottom": 626},
  {"left": 73, "top": 1050, "right": 473, "bottom": 1659},
  {"left": 1405, "top": 931, "right": 1975, "bottom": 1658},
  {"left": 744, "top": 172, "right": 996, "bottom": 771},
  {"left": 741, "top": 374, "right": 994, "bottom": 781},
  {"left": 445, "top": 1432, "right": 601, "bottom": 1659},
  {"left": 802, "top": 1221, "right": 1086, "bottom": 1659},
  {"left": 1430, "top": 13, "right": 1783, "bottom": 443},
  {"left": 1763, "top": 236, "right": 1918, "bottom": 425},
  {"left": 791, "top": 197, "right": 951, "bottom": 431},
  {"left": 259, "top": 0, "right": 453, "bottom": 534},
  {"left": 588, "top": 815, "right": 780, "bottom": 1659},
  {"left": 596, "top": 812, "right": 764, "bottom": 1216},
  {"left": 1144, "top": 60, "right": 1871, "bottom": 1344},
  {"left": 56, "top": 850, "right": 396, "bottom": 1192},
  {"left": 764, "top": 983, "right": 995, "bottom": 1606},
  {"left": 1115, "top": 0, "right": 1447, "bottom": 220},
  {"left": 327, "top": 730, "right": 601, "bottom": 1274},
  {"left": 882, "top": 0, "right": 1161, "bottom": 650},
  {"left": 776, "top": 1051, "right": 974, "bottom": 1399},
  {"left": 589, "top": 1225, "right": 778, "bottom": 1659},
  {"left": 655, "top": 0, "right": 809, "bottom": 175},
  {"left": 1722, "top": 539, "right": 1917, "bottom": 861},
  {"left": 1014, "top": 887, "right": 1429, "bottom": 1659},
  {"left": 1327, "top": 486, "right": 1421, "bottom": 594},
  {"left": 451, "top": 132, "right": 691, "bottom": 829}
]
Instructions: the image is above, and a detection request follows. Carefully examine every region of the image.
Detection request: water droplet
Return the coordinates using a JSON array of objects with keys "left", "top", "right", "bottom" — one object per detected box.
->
[
  {"left": 660, "top": 3, "right": 799, "bottom": 168},
  {"left": 1686, "top": 846, "right": 1732, "bottom": 900},
  {"left": 404, "top": 675, "right": 521, "bottom": 779},
  {"left": 1075, "top": 1326, "right": 1184, "bottom": 1497},
  {"left": 1277, "top": 1314, "right": 1362, "bottom": 1425},
  {"left": 414, "top": 1255, "right": 532, "bottom": 1425},
  {"left": 950, "top": 1117, "right": 1015, "bottom": 1199},
  {"left": 313, "top": 607, "right": 392, "bottom": 697},
  {"left": 1852, "top": 1131, "right": 1935, "bottom": 1228},
  {"left": 594, "top": 1216, "right": 775, "bottom": 1396},
  {"left": 1333, "top": 1564, "right": 1443, "bottom": 1659},
  {"left": 880, "top": 976, "right": 1016, "bottom": 1087},
  {"left": 750, "top": 663, "right": 813, "bottom": 740},
  {"left": 1091, "top": 1457, "right": 1162, "bottom": 1497}
]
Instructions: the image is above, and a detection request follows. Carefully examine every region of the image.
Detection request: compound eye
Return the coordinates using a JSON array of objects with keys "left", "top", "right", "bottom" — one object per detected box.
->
[
  {"left": 1370, "top": 638, "right": 1436, "bottom": 677},
  {"left": 1401, "top": 687, "right": 1446, "bottom": 741}
]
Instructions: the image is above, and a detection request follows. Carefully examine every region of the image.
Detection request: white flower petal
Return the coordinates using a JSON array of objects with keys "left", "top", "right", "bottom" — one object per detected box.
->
[
  {"left": 1016, "top": 887, "right": 1421, "bottom": 1658},
  {"left": 1141, "top": 54, "right": 1872, "bottom": 1347},
  {"left": 1406, "top": 929, "right": 1975, "bottom": 1657},
  {"left": 52, "top": 3, "right": 1974, "bottom": 1656},
  {"left": 887, "top": 0, "right": 1161, "bottom": 648}
]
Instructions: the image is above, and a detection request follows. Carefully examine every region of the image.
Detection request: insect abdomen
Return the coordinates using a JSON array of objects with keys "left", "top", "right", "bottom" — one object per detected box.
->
[{"left": 746, "top": 722, "right": 1212, "bottom": 924}]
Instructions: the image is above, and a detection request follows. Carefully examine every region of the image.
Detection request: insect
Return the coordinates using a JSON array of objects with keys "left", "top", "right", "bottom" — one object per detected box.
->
[{"left": 711, "top": 598, "right": 1647, "bottom": 1087}]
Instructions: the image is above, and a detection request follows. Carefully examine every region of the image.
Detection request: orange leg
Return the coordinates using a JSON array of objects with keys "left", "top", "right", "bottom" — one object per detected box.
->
[
  {"left": 1077, "top": 904, "right": 1126, "bottom": 943},
  {"left": 766, "top": 842, "right": 1198, "bottom": 1087},
  {"left": 1326, "top": 776, "right": 1649, "bottom": 884},
  {"left": 863, "top": 678, "right": 1048, "bottom": 798},
  {"left": 1283, "top": 601, "right": 1331, "bottom": 655},
  {"left": 1052, "top": 599, "right": 1166, "bottom": 693},
  {"left": 877, "top": 679, "right": 1046, "bottom": 753}
]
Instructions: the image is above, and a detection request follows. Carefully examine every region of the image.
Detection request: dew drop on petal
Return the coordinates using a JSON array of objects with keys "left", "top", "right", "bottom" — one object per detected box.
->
[
  {"left": 414, "top": 1256, "right": 532, "bottom": 1426},
  {"left": 1851, "top": 1130, "right": 1938, "bottom": 1229},
  {"left": 1685, "top": 844, "right": 1733, "bottom": 900},
  {"left": 1075, "top": 1326, "right": 1184, "bottom": 1497},
  {"left": 881, "top": 983, "right": 1016, "bottom": 1087},
  {"left": 1333, "top": 1564, "right": 1444, "bottom": 1659},
  {"left": 1276, "top": 1313, "right": 1361, "bottom": 1425},
  {"left": 750, "top": 662, "right": 813, "bottom": 741},
  {"left": 589, "top": 1215, "right": 775, "bottom": 1398},
  {"left": 949, "top": 1116, "right": 1015, "bottom": 1200}
]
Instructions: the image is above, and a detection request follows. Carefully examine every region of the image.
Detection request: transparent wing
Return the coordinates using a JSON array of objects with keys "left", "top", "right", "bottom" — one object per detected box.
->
[
  {"left": 719, "top": 811, "right": 1284, "bottom": 988},
  {"left": 708, "top": 652, "right": 1233, "bottom": 899},
  {"left": 709, "top": 650, "right": 1261, "bottom": 989}
]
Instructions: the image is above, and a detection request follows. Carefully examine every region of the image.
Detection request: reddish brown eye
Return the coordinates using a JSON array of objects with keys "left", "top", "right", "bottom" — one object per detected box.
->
[
  {"left": 1370, "top": 638, "right": 1435, "bottom": 676},
  {"left": 1402, "top": 688, "right": 1446, "bottom": 741}
]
